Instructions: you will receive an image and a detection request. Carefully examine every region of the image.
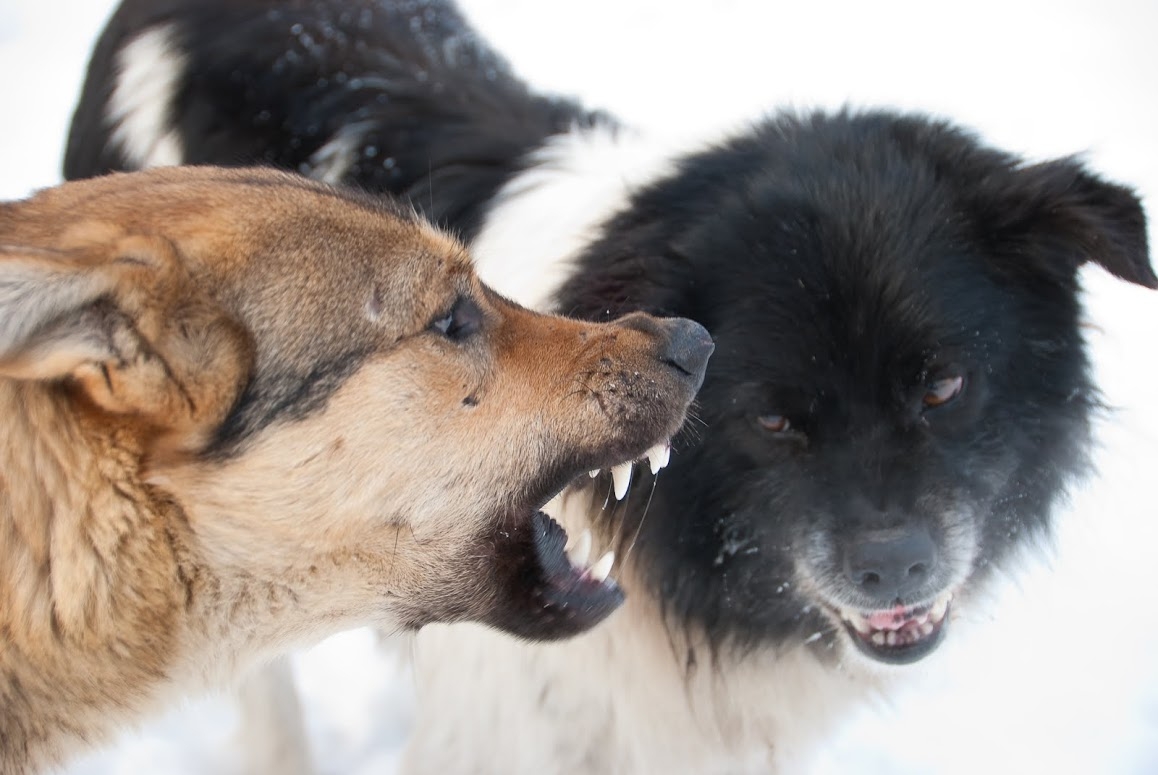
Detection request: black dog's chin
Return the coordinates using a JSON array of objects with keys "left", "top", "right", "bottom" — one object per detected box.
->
[
  {"left": 843, "top": 618, "right": 948, "bottom": 665},
  {"left": 835, "top": 595, "right": 954, "bottom": 666}
]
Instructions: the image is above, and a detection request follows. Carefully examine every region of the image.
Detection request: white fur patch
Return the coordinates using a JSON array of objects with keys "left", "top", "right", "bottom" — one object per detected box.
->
[
  {"left": 234, "top": 658, "right": 315, "bottom": 775},
  {"left": 308, "top": 121, "right": 377, "bottom": 184},
  {"left": 405, "top": 491, "right": 888, "bottom": 775},
  {"left": 108, "top": 25, "right": 186, "bottom": 169},
  {"left": 470, "top": 124, "right": 698, "bottom": 311}
]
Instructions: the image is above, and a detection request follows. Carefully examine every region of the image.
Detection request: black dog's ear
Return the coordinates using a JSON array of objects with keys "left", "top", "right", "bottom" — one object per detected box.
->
[
  {"left": 971, "top": 156, "right": 1155, "bottom": 290},
  {"left": 888, "top": 116, "right": 1153, "bottom": 290}
]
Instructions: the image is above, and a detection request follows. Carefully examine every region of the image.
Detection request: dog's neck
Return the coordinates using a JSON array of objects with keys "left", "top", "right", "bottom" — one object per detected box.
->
[
  {"left": 170, "top": 537, "right": 408, "bottom": 691},
  {"left": 0, "top": 381, "right": 190, "bottom": 772},
  {"left": 0, "top": 381, "right": 381, "bottom": 773}
]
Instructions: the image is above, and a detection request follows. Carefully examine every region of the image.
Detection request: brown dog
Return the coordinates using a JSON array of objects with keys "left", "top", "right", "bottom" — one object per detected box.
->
[{"left": 0, "top": 165, "right": 711, "bottom": 774}]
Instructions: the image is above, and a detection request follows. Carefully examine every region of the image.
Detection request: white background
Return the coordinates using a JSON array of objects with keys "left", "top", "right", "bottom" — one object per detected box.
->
[{"left": 1, "top": 1, "right": 1156, "bottom": 773}]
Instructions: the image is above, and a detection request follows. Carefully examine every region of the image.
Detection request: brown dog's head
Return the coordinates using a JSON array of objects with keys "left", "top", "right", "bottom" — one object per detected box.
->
[{"left": 0, "top": 166, "right": 711, "bottom": 643}]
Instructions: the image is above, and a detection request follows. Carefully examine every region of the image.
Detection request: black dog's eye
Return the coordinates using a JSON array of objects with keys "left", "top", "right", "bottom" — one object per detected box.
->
[
  {"left": 757, "top": 414, "right": 792, "bottom": 433},
  {"left": 430, "top": 297, "right": 482, "bottom": 341},
  {"left": 923, "top": 374, "right": 965, "bottom": 409}
]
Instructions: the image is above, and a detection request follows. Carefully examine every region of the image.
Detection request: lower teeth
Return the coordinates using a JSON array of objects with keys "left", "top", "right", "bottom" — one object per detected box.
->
[{"left": 865, "top": 622, "right": 936, "bottom": 648}]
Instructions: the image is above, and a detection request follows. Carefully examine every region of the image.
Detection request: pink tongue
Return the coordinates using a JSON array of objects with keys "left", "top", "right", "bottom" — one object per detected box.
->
[{"left": 866, "top": 605, "right": 911, "bottom": 631}]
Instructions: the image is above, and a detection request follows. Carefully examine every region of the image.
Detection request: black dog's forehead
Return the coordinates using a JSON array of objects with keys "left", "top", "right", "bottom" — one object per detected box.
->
[{"left": 700, "top": 192, "right": 1007, "bottom": 397}]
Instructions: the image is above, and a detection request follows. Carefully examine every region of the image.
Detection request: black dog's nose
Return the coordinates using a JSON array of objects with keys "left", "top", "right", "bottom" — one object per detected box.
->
[{"left": 844, "top": 525, "right": 938, "bottom": 603}]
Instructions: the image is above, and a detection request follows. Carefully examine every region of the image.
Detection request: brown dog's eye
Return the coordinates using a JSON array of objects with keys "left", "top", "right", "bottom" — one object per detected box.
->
[
  {"left": 923, "top": 374, "right": 965, "bottom": 408},
  {"left": 758, "top": 414, "right": 791, "bottom": 433},
  {"left": 431, "top": 297, "right": 482, "bottom": 341}
]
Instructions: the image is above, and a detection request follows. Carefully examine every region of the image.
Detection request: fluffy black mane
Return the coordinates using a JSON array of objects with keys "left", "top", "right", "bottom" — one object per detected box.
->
[{"left": 555, "top": 109, "right": 1151, "bottom": 648}]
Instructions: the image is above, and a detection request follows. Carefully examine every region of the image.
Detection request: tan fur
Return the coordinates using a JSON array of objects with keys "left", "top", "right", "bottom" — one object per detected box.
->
[{"left": 0, "top": 167, "right": 702, "bottom": 773}]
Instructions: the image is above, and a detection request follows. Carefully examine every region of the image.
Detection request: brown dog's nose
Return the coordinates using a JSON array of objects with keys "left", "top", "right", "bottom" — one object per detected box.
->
[
  {"left": 618, "top": 313, "right": 714, "bottom": 390},
  {"left": 661, "top": 318, "right": 714, "bottom": 387}
]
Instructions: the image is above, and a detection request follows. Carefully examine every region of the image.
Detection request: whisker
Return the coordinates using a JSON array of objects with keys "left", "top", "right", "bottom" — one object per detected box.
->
[
  {"left": 405, "top": 520, "right": 433, "bottom": 547},
  {"left": 587, "top": 477, "right": 603, "bottom": 518},
  {"left": 389, "top": 528, "right": 401, "bottom": 577},
  {"left": 623, "top": 472, "right": 659, "bottom": 567},
  {"left": 609, "top": 472, "right": 635, "bottom": 550}
]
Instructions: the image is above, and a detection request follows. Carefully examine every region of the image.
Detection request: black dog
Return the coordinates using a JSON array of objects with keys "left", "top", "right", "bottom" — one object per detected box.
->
[{"left": 66, "top": 0, "right": 1155, "bottom": 771}]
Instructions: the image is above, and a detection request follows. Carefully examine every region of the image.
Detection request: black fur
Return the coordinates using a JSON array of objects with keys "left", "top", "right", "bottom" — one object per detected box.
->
[
  {"left": 64, "top": 0, "right": 607, "bottom": 241},
  {"left": 558, "top": 112, "right": 1155, "bottom": 648},
  {"left": 66, "top": 0, "right": 1155, "bottom": 662}
]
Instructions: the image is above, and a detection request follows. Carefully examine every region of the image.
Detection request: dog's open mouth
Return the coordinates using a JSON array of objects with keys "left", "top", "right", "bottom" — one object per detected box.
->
[
  {"left": 837, "top": 592, "right": 953, "bottom": 665},
  {"left": 490, "top": 442, "right": 671, "bottom": 640},
  {"left": 522, "top": 510, "right": 622, "bottom": 629}
]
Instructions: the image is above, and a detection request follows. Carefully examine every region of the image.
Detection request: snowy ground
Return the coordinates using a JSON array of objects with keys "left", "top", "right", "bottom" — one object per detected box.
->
[{"left": 2, "top": 1, "right": 1157, "bottom": 773}]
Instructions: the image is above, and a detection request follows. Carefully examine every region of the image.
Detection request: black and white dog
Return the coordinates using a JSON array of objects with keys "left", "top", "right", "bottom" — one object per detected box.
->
[{"left": 66, "top": 0, "right": 1155, "bottom": 772}]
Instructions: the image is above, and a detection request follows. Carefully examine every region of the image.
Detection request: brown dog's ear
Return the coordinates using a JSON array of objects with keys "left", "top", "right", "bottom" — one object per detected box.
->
[{"left": 0, "top": 234, "right": 253, "bottom": 452}]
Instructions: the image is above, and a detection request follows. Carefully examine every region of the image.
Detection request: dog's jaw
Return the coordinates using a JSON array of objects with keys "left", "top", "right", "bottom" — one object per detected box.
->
[
  {"left": 834, "top": 592, "right": 954, "bottom": 665},
  {"left": 476, "top": 438, "right": 680, "bottom": 639},
  {"left": 480, "top": 511, "right": 625, "bottom": 640}
]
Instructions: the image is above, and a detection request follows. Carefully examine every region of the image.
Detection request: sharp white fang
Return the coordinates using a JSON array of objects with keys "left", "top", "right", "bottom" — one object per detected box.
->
[
  {"left": 589, "top": 551, "right": 615, "bottom": 583},
  {"left": 611, "top": 462, "right": 633, "bottom": 500},
  {"left": 931, "top": 595, "right": 951, "bottom": 621},
  {"left": 589, "top": 469, "right": 600, "bottom": 478},
  {"left": 646, "top": 442, "right": 671, "bottom": 474},
  {"left": 843, "top": 610, "right": 871, "bottom": 634},
  {"left": 567, "top": 529, "right": 592, "bottom": 567}
]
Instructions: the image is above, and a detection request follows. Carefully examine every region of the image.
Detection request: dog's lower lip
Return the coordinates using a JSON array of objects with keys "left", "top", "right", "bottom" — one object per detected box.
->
[
  {"left": 530, "top": 512, "right": 623, "bottom": 611},
  {"left": 492, "top": 437, "right": 675, "bottom": 639},
  {"left": 835, "top": 592, "right": 953, "bottom": 665}
]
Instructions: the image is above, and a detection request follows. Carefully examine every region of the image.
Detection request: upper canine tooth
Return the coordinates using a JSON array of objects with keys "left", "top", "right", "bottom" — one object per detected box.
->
[
  {"left": 589, "top": 469, "right": 600, "bottom": 478},
  {"left": 646, "top": 442, "right": 672, "bottom": 474},
  {"left": 931, "top": 595, "right": 951, "bottom": 621},
  {"left": 566, "top": 529, "right": 592, "bottom": 567},
  {"left": 611, "top": 462, "right": 633, "bottom": 500},
  {"left": 842, "top": 610, "right": 871, "bottom": 635},
  {"left": 589, "top": 550, "right": 615, "bottom": 583}
]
